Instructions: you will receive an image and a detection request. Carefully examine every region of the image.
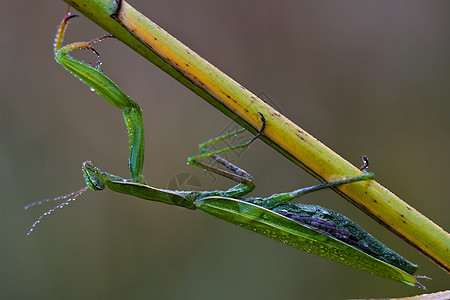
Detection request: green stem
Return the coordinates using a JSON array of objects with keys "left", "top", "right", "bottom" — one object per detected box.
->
[{"left": 62, "top": 0, "right": 450, "bottom": 272}]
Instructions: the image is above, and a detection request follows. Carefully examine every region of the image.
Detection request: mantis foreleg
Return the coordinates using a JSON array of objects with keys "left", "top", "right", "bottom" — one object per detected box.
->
[{"left": 54, "top": 6, "right": 145, "bottom": 183}]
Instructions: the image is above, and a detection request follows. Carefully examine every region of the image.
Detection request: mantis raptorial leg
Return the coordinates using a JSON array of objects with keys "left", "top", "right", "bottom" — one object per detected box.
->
[
  {"left": 26, "top": 6, "right": 431, "bottom": 289},
  {"left": 54, "top": 6, "right": 145, "bottom": 184}
]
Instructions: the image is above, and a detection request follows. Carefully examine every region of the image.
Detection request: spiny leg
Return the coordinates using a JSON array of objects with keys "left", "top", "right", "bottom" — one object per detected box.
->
[
  {"left": 196, "top": 112, "right": 266, "bottom": 155},
  {"left": 53, "top": 5, "right": 77, "bottom": 52},
  {"left": 188, "top": 112, "right": 265, "bottom": 181},
  {"left": 54, "top": 6, "right": 112, "bottom": 55},
  {"left": 187, "top": 113, "right": 266, "bottom": 194},
  {"left": 54, "top": 6, "right": 145, "bottom": 183}
]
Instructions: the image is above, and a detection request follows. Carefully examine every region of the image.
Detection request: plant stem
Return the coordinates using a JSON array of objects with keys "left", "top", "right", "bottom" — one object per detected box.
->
[{"left": 62, "top": 0, "right": 450, "bottom": 272}]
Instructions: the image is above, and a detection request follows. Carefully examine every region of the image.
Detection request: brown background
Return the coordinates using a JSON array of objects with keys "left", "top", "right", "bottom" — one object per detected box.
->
[{"left": 1, "top": 1, "right": 449, "bottom": 299}]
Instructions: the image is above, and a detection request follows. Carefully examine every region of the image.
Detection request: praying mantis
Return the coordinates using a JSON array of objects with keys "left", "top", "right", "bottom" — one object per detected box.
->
[{"left": 26, "top": 6, "right": 429, "bottom": 289}]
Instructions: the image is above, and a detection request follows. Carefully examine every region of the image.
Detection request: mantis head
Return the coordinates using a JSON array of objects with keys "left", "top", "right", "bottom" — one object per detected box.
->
[{"left": 82, "top": 161, "right": 106, "bottom": 191}]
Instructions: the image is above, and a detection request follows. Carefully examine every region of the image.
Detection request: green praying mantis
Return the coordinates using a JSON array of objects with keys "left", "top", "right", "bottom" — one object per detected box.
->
[{"left": 26, "top": 6, "right": 430, "bottom": 289}]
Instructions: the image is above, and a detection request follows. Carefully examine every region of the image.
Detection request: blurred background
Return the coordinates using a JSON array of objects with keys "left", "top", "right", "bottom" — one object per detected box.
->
[{"left": 1, "top": 1, "right": 449, "bottom": 299}]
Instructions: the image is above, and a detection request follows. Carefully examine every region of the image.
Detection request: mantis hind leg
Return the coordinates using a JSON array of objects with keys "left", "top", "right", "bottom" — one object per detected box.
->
[{"left": 247, "top": 169, "right": 374, "bottom": 209}]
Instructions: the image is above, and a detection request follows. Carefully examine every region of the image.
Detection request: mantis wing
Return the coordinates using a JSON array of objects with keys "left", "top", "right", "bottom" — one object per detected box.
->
[{"left": 196, "top": 196, "right": 418, "bottom": 286}]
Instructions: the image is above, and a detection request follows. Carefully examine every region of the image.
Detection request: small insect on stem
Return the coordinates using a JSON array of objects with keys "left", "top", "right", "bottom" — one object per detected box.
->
[{"left": 25, "top": 187, "right": 89, "bottom": 236}]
